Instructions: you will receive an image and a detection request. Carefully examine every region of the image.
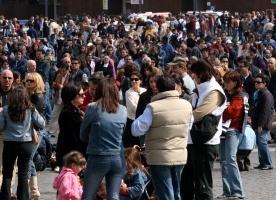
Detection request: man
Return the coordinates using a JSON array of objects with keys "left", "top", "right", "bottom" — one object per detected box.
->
[
  {"left": 267, "top": 57, "right": 276, "bottom": 143},
  {"left": 132, "top": 75, "right": 193, "bottom": 200},
  {"left": 191, "top": 38, "right": 205, "bottom": 59},
  {"left": 249, "top": 46, "right": 266, "bottom": 73},
  {"left": 252, "top": 73, "right": 274, "bottom": 170},
  {"left": 236, "top": 57, "right": 256, "bottom": 116},
  {"left": 0, "top": 70, "right": 14, "bottom": 189},
  {"left": 79, "top": 72, "right": 104, "bottom": 112},
  {"left": 168, "top": 57, "right": 195, "bottom": 93},
  {"left": 68, "top": 57, "right": 88, "bottom": 84},
  {"left": 9, "top": 48, "right": 27, "bottom": 76},
  {"left": 36, "top": 49, "right": 51, "bottom": 122},
  {"left": 27, "top": 59, "right": 37, "bottom": 73}
]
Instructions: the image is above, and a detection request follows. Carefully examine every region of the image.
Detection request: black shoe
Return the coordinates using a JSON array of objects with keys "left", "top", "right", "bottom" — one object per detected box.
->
[
  {"left": 254, "top": 165, "right": 262, "bottom": 169},
  {"left": 261, "top": 166, "right": 273, "bottom": 170},
  {"left": 268, "top": 139, "right": 275, "bottom": 144}
]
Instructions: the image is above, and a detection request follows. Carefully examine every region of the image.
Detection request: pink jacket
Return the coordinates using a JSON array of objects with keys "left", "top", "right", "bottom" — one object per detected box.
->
[{"left": 53, "top": 167, "right": 83, "bottom": 200}]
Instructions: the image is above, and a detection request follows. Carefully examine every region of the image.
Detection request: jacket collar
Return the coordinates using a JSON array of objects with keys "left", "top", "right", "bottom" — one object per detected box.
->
[{"left": 151, "top": 90, "right": 179, "bottom": 102}]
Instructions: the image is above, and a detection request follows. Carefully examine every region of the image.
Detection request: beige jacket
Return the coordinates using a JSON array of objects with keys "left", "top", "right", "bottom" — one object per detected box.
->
[{"left": 146, "top": 90, "right": 193, "bottom": 165}]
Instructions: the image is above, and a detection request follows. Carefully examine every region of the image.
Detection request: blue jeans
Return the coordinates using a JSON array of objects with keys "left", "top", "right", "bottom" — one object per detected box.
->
[
  {"left": 149, "top": 165, "right": 184, "bottom": 200},
  {"left": 256, "top": 128, "right": 273, "bottom": 168},
  {"left": 44, "top": 82, "right": 52, "bottom": 121},
  {"left": 28, "top": 132, "right": 43, "bottom": 178},
  {"left": 219, "top": 130, "right": 244, "bottom": 198},
  {"left": 82, "top": 154, "right": 125, "bottom": 200},
  {"left": 1, "top": 141, "right": 33, "bottom": 200}
]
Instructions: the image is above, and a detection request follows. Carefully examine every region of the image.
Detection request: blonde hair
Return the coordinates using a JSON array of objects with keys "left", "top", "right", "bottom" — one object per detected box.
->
[{"left": 25, "top": 72, "right": 45, "bottom": 94}]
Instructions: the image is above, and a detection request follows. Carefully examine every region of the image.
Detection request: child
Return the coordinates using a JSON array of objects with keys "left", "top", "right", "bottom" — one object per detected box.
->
[
  {"left": 53, "top": 151, "right": 86, "bottom": 200},
  {"left": 236, "top": 117, "right": 256, "bottom": 171},
  {"left": 120, "top": 147, "right": 150, "bottom": 200}
]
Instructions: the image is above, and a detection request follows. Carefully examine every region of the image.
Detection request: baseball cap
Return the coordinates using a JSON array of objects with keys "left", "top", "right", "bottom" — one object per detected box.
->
[{"left": 167, "top": 57, "right": 187, "bottom": 66}]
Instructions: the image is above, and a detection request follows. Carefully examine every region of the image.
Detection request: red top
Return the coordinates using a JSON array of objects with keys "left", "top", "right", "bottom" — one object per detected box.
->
[{"left": 223, "top": 96, "right": 244, "bottom": 130}]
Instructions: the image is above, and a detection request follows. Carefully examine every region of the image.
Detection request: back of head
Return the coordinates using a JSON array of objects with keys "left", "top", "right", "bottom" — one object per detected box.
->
[
  {"left": 63, "top": 151, "right": 86, "bottom": 168},
  {"left": 94, "top": 77, "right": 119, "bottom": 113},
  {"left": 190, "top": 59, "right": 214, "bottom": 83},
  {"left": 156, "top": 75, "right": 175, "bottom": 93}
]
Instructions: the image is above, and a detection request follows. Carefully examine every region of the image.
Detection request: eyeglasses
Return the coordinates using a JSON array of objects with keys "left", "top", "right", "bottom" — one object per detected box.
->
[
  {"left": 71, "top": 62, "right": 78, "bottom": 65},
  {"left": 2, "top": 77, "right": 13, "bottom": 80},
  {"left": 255, "top": 81, "right": 263, "bottom": 84},
  {"left": 130, "top": 78, "right": 140, "bottom": 82},
  {"left": 26, "top": 79, "right": 35, "bottom": 83},
  {"left": 78, "top": 93, "right": 85, "bottom": 98}
]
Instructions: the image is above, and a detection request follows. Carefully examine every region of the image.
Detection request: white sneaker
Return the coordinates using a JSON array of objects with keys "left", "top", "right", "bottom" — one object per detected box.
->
[{"left": 54, "top": 166, "right": 60, "bottom": 173}]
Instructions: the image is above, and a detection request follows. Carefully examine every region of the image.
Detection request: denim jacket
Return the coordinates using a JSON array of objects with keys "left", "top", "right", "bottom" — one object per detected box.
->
[
  {"left": 120, "top": 168, "right": 148, "bottom": 200},
  {"left": 80, "top": 102, "right": 127, "bottom": 155},
  {"left": 0, "top": 105, "right": 45, "bottom": 142}
]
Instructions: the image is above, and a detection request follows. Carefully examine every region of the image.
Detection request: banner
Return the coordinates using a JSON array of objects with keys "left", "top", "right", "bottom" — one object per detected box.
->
[{"left": 103, "top": 0, "right": 108, "bottom": 10}]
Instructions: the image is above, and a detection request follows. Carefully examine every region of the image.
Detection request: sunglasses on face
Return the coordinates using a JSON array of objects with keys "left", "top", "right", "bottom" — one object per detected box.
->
[
  {"left": 26, "top": 79, "right": 35, "bottom": 83},
  {"left": 255, "top": 81, "right": 263, "bottom": 84},
  {"left": 78, "top": 93, "right": 85, "bottom": 98},
  {"left": 130, "top": 78, "right": 140, "bottom": 82}
]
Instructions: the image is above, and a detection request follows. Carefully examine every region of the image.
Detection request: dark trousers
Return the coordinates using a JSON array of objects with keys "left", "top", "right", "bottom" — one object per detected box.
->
[
  {"left": 123, "top": 118, "right": 140, "bottom": 148},
  {"left": 180, "top": 144, "right": 194, "bottom": 200},
  {"left": 1, "top": 141, "right": 33, "bottom": 200},
  {"left": 191, "top": 144, "right": 218, "bottom": 200},
  {"left": 236, "top": 149, "right": 252, "bottom": 171}
]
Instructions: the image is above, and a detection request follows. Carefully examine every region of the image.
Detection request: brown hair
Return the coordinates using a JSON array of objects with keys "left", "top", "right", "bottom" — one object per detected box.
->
[
  {"left": 124, "top": 147, "right": 150, "bottom": 177},
  {"left": 94, "top": 77, "right": 119, "bottom": 113},
  {"left": 8, "top": 86, "right": 33, "bottom": 122},
  {"left": 190, "top": 59, "right": 214, "bottom": 83},
  {"left": 63, "top": 151, "right": 86, "bottom": 168},
  {"left": 223, "top": 70, "right": 242, "bottom": 91}
]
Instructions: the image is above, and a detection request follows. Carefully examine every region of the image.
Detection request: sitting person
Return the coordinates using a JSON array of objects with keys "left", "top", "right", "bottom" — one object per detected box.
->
[
  {"left": 120, "top": 147, "right": 150, "bottom": 200},
  {"left": 237, "top": 117, "right": 256, "bottom": 171}
]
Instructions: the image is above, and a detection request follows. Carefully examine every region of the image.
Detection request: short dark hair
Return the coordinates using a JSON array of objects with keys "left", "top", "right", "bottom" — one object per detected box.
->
[
  {"left": 35, "top": 49, "right": 45, "bottom": 54},
  {"left": 236, "top": 56, "right": 250, "bottom": 67},
  {"left": 223, "top": 70, "right": 242, "bottom": 91},
  {"left": 156, "top": 75, "right": 175, "bottom": 93},
  {"left": 59, "top": 62, "right": 70, "bottom": 70},
  {"left": 71, "top": 57, "right": 79, "bottom": 63},
  {"left": 190, "top": 60, "right": 214, "bottom": 83},
  {"left": 61, "top": 83, "right": 82, "bottom": 105},
  {"left": 130, "top": 70, "right": 142, "bottom": 80},
  {"left": 256, "top": 73, "right": 270, "bottom": 85}
]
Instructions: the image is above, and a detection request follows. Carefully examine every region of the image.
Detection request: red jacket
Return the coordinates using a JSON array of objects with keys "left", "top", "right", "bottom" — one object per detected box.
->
[{"left": 223, "top": 96, "right": 244, "bottom": 130}]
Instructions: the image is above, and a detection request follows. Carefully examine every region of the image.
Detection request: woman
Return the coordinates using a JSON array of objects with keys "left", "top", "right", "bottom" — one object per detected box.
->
[
  {"left": 0, "top": 86, "right": 45, "bottom": 200},
  {"left": 140, "top": 63, "right": 153, "bottom": 88},
  {"left": 55, "top": 83, "right": 87, "bottom": 171},
  {"left": 171, "top": 73, "right": 191, "bottom": 101},
  {"left": 181, "top": 60, "right": 226, "bottom": 200},
  {"left": 218, "top": 70, "right": 246, "bottom": 199},
  {"left": 123, "top": 71, "right": 146, "bottom": 148},
  {"left": 80, "top": 77, "right": 127, "bottom": 199},
  {"left": 25, "top": 72, "right": 46, "bottom": 200},
  {"left": 57, "top": 31, "right": 65, "bottom": 52},
  {"left": 136, "top": 72, "right": 159, "bottom": 146},
  {"left": 48, "top": 63, "right": 69, "bottom": 136}
]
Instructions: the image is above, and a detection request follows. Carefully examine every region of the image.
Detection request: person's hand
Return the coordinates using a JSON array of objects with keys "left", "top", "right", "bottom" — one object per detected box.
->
[{"left": 257, "top": 126, "right": 263, "bottom": 134}]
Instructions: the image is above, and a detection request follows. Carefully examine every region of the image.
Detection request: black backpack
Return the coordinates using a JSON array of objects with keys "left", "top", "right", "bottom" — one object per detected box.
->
[
  {"left": 177, "top": 20, "right": 184, "bottom": 31},
  {"left": 33, "top": 135, "right": 52, "bottom": 171}
]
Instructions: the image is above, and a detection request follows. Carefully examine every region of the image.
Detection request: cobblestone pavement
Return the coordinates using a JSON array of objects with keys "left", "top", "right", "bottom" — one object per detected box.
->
[{"left": 11, "top": 144, "right": 276, "bottom": 200}]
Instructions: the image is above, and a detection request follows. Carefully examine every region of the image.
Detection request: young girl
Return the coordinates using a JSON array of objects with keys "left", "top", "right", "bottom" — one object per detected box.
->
[
  {"left": 53, "top": 151, "right": 86, "bottom": 200},
  {"left": 120, "top": 147, "right": 150, "bottom": 200}
]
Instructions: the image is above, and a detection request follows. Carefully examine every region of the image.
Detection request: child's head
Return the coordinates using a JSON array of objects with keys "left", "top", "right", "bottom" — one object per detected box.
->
[
  {"left": 124, "top": 147, "right": 143, "bottom": 174},
  {"left": 63, "top": 151, "right": 86, "bottom": 174}
]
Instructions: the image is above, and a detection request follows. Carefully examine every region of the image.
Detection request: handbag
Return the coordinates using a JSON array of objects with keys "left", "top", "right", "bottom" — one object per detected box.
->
[
  {"left": 32, "top": 128, "right": 39, "bottom": 145},
  {"left": 190, "top": 114, "right": 221, "bottom": 144}
]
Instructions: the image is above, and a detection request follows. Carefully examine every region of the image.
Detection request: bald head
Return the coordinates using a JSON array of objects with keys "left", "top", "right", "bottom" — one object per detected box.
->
[
  {"left": 268, "top": 57, "right": 276, "bottom": 73},
  {"left": 27, "top": 60, "right": 36, "bottom": 72},
  {"left": 1, "top": 69, "right": 14, "bottom": 91}
]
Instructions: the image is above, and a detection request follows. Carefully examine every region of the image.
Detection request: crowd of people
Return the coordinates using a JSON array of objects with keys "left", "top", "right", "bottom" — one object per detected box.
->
[{"left": 0, "top": 9, "right": 276, "bottom": 200}]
